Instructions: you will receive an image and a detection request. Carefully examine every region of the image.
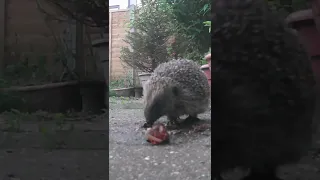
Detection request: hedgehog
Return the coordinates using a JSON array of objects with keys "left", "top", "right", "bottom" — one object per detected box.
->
[
  {"left": 211, "top": 0, "right": 317, "bottom": 180},
  {"left": 142, "top": 59, "right": 210, "bottom": 128}
]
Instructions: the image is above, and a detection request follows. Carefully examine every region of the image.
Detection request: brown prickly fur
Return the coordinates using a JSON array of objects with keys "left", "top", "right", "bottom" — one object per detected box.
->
[
  {"left": 211, "top": 0, "right": 317, "bottom": 179},
  {"left": 143, "top": 59, "right": 210, "bottom": 126}
]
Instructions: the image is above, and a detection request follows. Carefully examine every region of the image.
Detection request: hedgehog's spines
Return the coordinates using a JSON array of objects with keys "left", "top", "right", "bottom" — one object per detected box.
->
[{"left": 143, "top": 59, "right": 210, "bottom": 127}]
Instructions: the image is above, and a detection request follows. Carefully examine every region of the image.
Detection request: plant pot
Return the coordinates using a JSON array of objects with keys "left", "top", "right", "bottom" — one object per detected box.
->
[
  {"left": 286, "top": 9, "right": 320, "bottom": 57},
  {"left": 134, "top": 87, "right": 143, "bottom": 98},
  {"left": 0, "top": 81, "right": 82, "bottom": 113},
  {"left": 92, "top": 38, "right": 109, "bottom": 84},
  {"left": 286, "top": 9, "right": 320, "bottom": 80},
  {"left": 112, "top": 87, "right": 135, "bottom": 97},
  {"left": 79, "top": 80, "right": 107, "bottom": 113},
  {"left": 200, "top": 64, "right": 211, "bottom": 87},
  {"left": 138, "top": 73, "right": 152, "bottom": 88}
]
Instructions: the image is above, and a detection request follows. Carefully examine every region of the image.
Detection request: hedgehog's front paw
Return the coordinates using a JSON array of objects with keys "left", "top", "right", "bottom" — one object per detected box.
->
[
  {"left": 165, "top": 116, "right": 180, "bottom": 129},
  {"left": 142, "top": 122, "right": 152, "bottom": 128},
  {"left": 166, "top": 121, "right": 179, "bottom": 128},
  {"left": 166, "top": 120, "right": 180, "bottom": 129}
]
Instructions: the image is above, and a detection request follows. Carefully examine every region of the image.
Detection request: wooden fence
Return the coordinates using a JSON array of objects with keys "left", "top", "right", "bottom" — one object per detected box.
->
[{"left": 0, "top": 0, "right": 106, "bottom": 82}]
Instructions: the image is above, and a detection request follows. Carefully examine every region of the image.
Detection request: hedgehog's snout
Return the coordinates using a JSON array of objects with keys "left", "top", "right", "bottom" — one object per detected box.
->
[
  {"left": 144, "top": 100, "right": 164, "bottom": 127},
  {"left": 144, "top": 86, "right": 177, "bottom": 126}
]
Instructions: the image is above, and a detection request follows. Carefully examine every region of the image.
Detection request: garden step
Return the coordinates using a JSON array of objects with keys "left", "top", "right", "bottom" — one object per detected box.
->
[
  {"left": 0, "top": 130, "right": 107, "bottom": 149},
  {"left": 0, "top": 120, "right": 107, "bottom": 132}
]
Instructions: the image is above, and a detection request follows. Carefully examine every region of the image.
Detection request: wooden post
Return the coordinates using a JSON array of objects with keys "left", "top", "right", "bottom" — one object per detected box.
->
[
  {"left": 0, "top": 0, "right": 6, "bottom": 76},
  {"left": 75, "top": 21, "right": 85, "bottom": 79}
]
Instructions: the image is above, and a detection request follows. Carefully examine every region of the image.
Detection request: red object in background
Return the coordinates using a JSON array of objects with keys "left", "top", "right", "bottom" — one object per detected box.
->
[
  {"left": 201, "top": 53, "right": 211, "bottom": 87},
  {"left": 146, "top": 124, "right": 169, "bottom": 145},
  {"left": 286, "top": 9, "right": 320, "bottom": 57},
  {"left": 286, "top": 9, "right": 320, "bottom": 81},
  {"left": 286, "top": 8, "right": 320, "bottom": 121},
  {"left": 201, "top": 64, "right": 211, "bottom": 87},
  {"left": 311, "top": 0, "right": 320, "bottom": 81},
  {"left": 205, "top": 53, "right": 211, "bottom": 70}
]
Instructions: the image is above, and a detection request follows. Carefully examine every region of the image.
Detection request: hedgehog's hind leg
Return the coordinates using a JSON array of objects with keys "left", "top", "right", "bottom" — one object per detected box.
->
[{"left": 184, "top": 114, "right": 201, "bottom": 124}]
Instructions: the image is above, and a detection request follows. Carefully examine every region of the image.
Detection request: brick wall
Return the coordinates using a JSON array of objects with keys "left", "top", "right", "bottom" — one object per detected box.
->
[{"left": 109, "top": 9, "right": 131, "bottom": 80}]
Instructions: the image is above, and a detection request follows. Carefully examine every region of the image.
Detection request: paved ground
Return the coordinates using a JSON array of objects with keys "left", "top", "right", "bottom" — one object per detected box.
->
[
  {"left": 109, "top": 97, "right": 211, "bottom": 180},
  {"left": 0, "top": 111, "right": 108, "bottom": 180},
  {"left": 0, "top": 97, "right": 319, "bottom": 180},
  {"left": 0, "top": 149, "right": 107, "bottom": 180},
  {"left": 109, "top": 97, "right": 320, "bottom": 180}
]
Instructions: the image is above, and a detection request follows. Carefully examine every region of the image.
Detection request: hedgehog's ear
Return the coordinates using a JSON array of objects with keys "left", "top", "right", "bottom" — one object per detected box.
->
[{"left": 172, "top": 86, "right": 179, "bottom": 96}]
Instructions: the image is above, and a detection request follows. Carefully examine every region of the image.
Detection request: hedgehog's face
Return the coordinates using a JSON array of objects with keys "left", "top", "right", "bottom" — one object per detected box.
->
[{"left": 144, "top": 86, "right": 179, "bottom": 127}]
